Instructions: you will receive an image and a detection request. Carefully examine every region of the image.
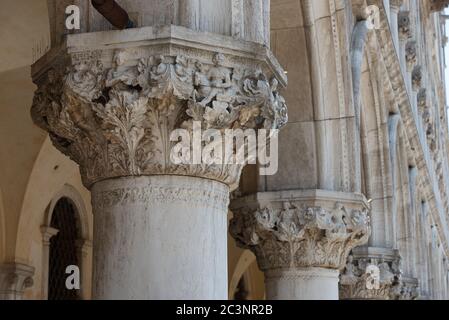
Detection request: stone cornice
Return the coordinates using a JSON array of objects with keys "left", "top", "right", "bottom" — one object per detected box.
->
[{"left": 367, "top": 0, "right": 449, "bottom": 257}]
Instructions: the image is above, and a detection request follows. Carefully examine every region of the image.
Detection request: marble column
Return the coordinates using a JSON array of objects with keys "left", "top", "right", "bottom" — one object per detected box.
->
[
  {"left": 0, "top": 263, "right": 34, "bottom": 300},
  {"left": 32, "top": 1, "right": 287, "bottom": 299},
  {"left": 230, "top": 190, "right": 371, "bottom": 300}
]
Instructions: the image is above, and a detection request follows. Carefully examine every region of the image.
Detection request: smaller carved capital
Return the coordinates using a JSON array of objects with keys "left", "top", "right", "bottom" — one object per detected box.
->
[
  {"left": 389, "top": 0, "right": 404, "bottom": 12},
  {"left": 230, "top": 190, "right": 371, "bottom": 271},
  {"left": 0, "top": 263, "right": 35, "bottom": 300}
]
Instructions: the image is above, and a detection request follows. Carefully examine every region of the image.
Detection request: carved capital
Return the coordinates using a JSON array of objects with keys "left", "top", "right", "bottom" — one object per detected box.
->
[
  {"left": 339, "top": 247, "right": 419, "bottom": 300},
  {"left": 0, "top": 263, "right": 35, "bottom": 300},
  {"left": 229, "top": 190, "right": 371, "bottom": 271},
  {"left": 31, "top": 27, "right": 288, "bottom": 189}
]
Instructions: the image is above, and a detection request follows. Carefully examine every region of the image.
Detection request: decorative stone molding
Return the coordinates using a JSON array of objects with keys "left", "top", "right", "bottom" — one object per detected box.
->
[
  {"left": 0, "top": 263, "right": 35, "bottom": 300},
  {"left": 398, "top": 11, "right": 412, "bottom": 42},
  {"left": 339, "top": 247, "right": 419, "bottom": 300},
  {"left": 31, "top": 26, "right": 288, "bottom": 189},
  {"left": 230, "top": 190, "right": 371, "bottom": 271}
]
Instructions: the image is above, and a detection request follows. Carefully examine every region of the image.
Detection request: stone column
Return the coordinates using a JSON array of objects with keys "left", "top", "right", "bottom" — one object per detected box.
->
[
  {"left": 0, "top": 263, "right": 34, "bottom": 300},
  {"left": 31, "top": 3, "right": 287, "bottom": 298},
  {"left": 230, "top": 190, "right": 371, "bottom": 300}
]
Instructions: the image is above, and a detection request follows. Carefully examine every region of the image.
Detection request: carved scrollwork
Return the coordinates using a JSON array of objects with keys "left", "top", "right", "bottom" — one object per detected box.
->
[
  {"left": 230, "top": 202, "right": 371, "bottom": 271},
  {"left": 31, "top": 49, "right": 288, "bottom": 188}
]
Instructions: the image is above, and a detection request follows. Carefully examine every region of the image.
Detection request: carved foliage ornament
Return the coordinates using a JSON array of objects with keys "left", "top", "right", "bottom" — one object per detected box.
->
[
  {"left": 31, "top": 50, "right": 288, "bottom": 188},
  {"left": 230, "top": 202, "right": 371, "bottom": 271}
]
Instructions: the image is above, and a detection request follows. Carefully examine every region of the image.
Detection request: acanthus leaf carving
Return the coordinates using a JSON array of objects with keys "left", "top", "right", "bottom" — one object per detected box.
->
[{"left": 230, "top": 201, "right": 371, "bottom": 271}]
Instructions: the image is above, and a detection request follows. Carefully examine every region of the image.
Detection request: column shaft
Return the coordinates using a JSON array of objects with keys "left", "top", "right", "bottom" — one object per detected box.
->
[{"left": 265, "top": 268, "right": 339, "bottom": 300}]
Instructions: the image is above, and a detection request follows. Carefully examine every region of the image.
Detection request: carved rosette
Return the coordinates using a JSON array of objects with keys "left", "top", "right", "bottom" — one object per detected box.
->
[
  {"left": 31, "top": 39, "right": 288, "bottom": 189},
  {"left": 339, "top": 250, "right": 419, "bottom": 300},
  {"left": 230, "top": 193, "right": 371, "bottom": 271}
]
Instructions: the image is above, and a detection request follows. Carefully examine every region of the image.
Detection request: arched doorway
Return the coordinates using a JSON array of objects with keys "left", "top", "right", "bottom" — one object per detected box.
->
[{"left": 47, "top": 198, "right": 81, "bottom": 300}]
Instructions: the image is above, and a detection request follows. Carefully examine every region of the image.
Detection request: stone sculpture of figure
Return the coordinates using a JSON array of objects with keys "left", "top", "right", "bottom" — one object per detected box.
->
[
  {"left": 195, "top": 53, "right": 233, "bottom": 106},
  {"left": 106, "top": 50, "right": 138, "bottom": 89}
]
